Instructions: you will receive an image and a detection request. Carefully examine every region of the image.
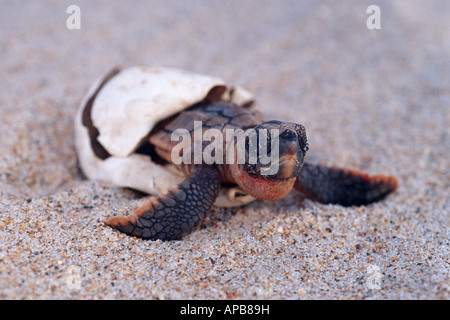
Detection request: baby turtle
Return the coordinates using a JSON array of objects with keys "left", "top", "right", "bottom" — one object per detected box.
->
[{"left": 75, "top": 67, "right": 398, "bottom": 241}]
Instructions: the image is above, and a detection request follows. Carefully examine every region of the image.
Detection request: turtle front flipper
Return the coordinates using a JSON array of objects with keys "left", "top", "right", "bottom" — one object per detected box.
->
[
  {"left": 294, "top": 163, "right": 398, "bottom": 207},
  {"left": 105, "top": 165, "right": 221, "bottom": 241}
]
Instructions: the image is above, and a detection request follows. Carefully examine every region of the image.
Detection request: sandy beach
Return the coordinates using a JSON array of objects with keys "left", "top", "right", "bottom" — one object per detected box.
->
[{"left": 0, "top": 0, "right": 448, "bottom": 300}]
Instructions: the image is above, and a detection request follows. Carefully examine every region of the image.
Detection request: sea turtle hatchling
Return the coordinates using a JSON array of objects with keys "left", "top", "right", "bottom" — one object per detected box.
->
[{"left": 75, "top": 67, "right": 398, "bottom": 241}]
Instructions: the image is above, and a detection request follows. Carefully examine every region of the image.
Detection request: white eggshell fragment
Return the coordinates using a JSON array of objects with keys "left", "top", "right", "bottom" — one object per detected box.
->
[
  {"left": 92, "top": 67, "right": 228, "bottom": 157},
  {"left": 75, "top": 66, "right": 256, "bottom": 207}
]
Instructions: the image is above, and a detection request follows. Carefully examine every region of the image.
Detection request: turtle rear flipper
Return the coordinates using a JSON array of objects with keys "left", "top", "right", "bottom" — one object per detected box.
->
[
  {"left": 105, "top": 165, "right": 220, "bottom": 241},
  {"left": 295, "top": 163, "right": 398, "bottom": 206}
]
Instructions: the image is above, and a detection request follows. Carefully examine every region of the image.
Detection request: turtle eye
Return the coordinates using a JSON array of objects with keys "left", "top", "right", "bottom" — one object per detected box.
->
[
  {"left": 280, "top": 129, "right": 296, "bottom": 140},
  {"left": 260, "top": 129, "right": 272, "bottom": 158},
  {"left": 244, "top": 135, "right": 258, "bottom": 159}
]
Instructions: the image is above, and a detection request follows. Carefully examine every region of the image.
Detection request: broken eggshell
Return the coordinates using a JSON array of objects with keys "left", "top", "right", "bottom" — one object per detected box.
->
[{"left": 75, "top": 66, "right": 256, "bottom": 207}]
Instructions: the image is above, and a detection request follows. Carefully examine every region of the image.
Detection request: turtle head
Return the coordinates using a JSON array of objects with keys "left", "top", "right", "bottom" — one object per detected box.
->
[{"left": 230, "top": 121, "right": 308, "bottom": 200}]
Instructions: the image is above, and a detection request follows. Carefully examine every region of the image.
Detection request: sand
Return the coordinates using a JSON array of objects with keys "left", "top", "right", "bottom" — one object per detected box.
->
[{"left": 0, "top": 0, "right": 448, "bottom": 300}]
